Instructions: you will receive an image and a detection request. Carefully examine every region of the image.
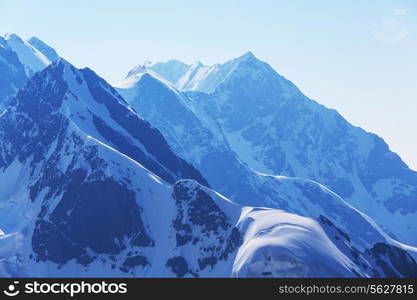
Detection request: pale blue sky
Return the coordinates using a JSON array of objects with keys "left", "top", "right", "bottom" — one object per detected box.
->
[{"left": 1, "top": 0, "right": 416, "bottom": 169}]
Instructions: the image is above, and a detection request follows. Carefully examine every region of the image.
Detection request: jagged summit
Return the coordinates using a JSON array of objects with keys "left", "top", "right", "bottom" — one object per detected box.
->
[
  {"left": 2, "top": 32, "right": 51, "bottom": 76},
  {"left": 3, "top": 32, "right": 23, "bottom": 42},
  {"left": 236, "top": 51, "right": 256, "bottom": 60},
  {"left": 125, "top": 59, "right": 190, "bottom": 88},
  {"left": 27, "top": 36, "right": 59, "bottom": 62},
  {"left": 121, "top": 52, "right": 265, "bottom": 94},
  {"left": 0, "top": 35, "right": 6, "bottom": 47},
  {"left": 143, "top": 58, "right": 187, "bottom": 68},
  {"left": 126, "top": 64, "right": 147, "bottom": 78},
  {"left": 128, "top": 51, "right": 294, "bottom": 95},
  {"left": 2, "top": 36, "right": 417, "bottom": 277}
]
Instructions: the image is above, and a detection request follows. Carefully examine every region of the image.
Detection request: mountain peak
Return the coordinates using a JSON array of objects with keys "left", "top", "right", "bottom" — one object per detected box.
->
[
  {"left": 3, "top": 33, "right": 51, "bottom": 76},
  {"left": 4, "top": 32, "right": 24, "bottom": 43},
  {"left": 27, "top": 36, "right": 59, "bottom": 62},
  {"left": 11, "top": 59, "right": 208, "bottom": 186},
  {"left": 238, "top": 51, "right": 256, "bottom": 60},
  {"left": 126, "top": 65, "right": 147, "bottom": 78},
  {"left": 191, "top": 61, "right": 204, "bottom": 68},
  {"left": 231, "top": 51, "right": 264, "bottom": 68},
  {"left": 0, "top": 36, "right": 6, "bottom": 48},
  {"left": 133, "top": 52, "right": 271, "bottom": 94},
  {"left": 27, "top": 36, "right": 42, "bottom": 43},
  {"left": 125, "top": 60, "right": 190, "bottom": 87}
]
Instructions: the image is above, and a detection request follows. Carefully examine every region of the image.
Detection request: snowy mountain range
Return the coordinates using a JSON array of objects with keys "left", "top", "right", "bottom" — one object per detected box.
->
[
  {"left": 0, "top": 34, "right": 416, "bottom": 277},
  {"left": 117, "top": 53, "right": 417, "bottom": 248}
]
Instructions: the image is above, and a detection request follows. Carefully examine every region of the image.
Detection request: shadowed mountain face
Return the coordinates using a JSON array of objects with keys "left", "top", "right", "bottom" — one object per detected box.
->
[
  {"left": 117, "top": 53, "right": 417, "bottom": 246},
  {"left": 0, "top": 60, "right": 209, "bottom": 276}
]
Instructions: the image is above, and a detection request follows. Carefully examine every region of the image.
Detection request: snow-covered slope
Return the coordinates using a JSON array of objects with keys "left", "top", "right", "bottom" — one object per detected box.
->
[
  {"left": 2, "top": 60, "right": 416, "bottom": 278},
  {"left": 144, "top": 60, "right": 190, "bottom": 86},
  {"left": 136, "top": 53, "right": 417, "bottom": 246},
  {"left": 234, "top": 208, "right": 417, "bottom": 278},
  {"left": 0, "top": 35, "right": 27, "bottom": 111}
]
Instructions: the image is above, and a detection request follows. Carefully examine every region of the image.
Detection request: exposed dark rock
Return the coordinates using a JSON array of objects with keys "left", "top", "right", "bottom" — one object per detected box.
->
[
  {"left": 171, "top": 180, "right": 242, "bottom": 271},
  {"left": 166, "top": 256, "right": 189, "bottom": 278},
  {"left": 367, "top": 243, "right": 417, "bottom": 278}
]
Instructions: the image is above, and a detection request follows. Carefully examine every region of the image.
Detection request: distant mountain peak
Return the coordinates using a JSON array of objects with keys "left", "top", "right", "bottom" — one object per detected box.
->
[
  {"left": 126, "top": 64, "right": 147, "bottom": 78},
  {"left": 131, "top": 52, "right": 279, "bottom": 94},
  {"left": 124, "top": 59, "right": 190, "bottom": 88},
  {"left": 237, "top": 51, "right": 256, "bottom": 61},
  {"left": 114, "top": 55, "right": 417, "bottom": 277},
  {"left": 190, "top": 61, "right": 204, "bottom": 68},
  {"left": 4, "top": 32, "right": 23, "bottom": 42},
  {"left": 143, "top": 60, "right": 153, "bottom": 67},
  {"left": 120, "top": 52, "right": 267, "bottom": 94},
  {"left": 2, "top": 33, "right": 51, "bottom": 76},
  {"left": 232, "top": 51, "right": 264, "bottom": 68}
]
